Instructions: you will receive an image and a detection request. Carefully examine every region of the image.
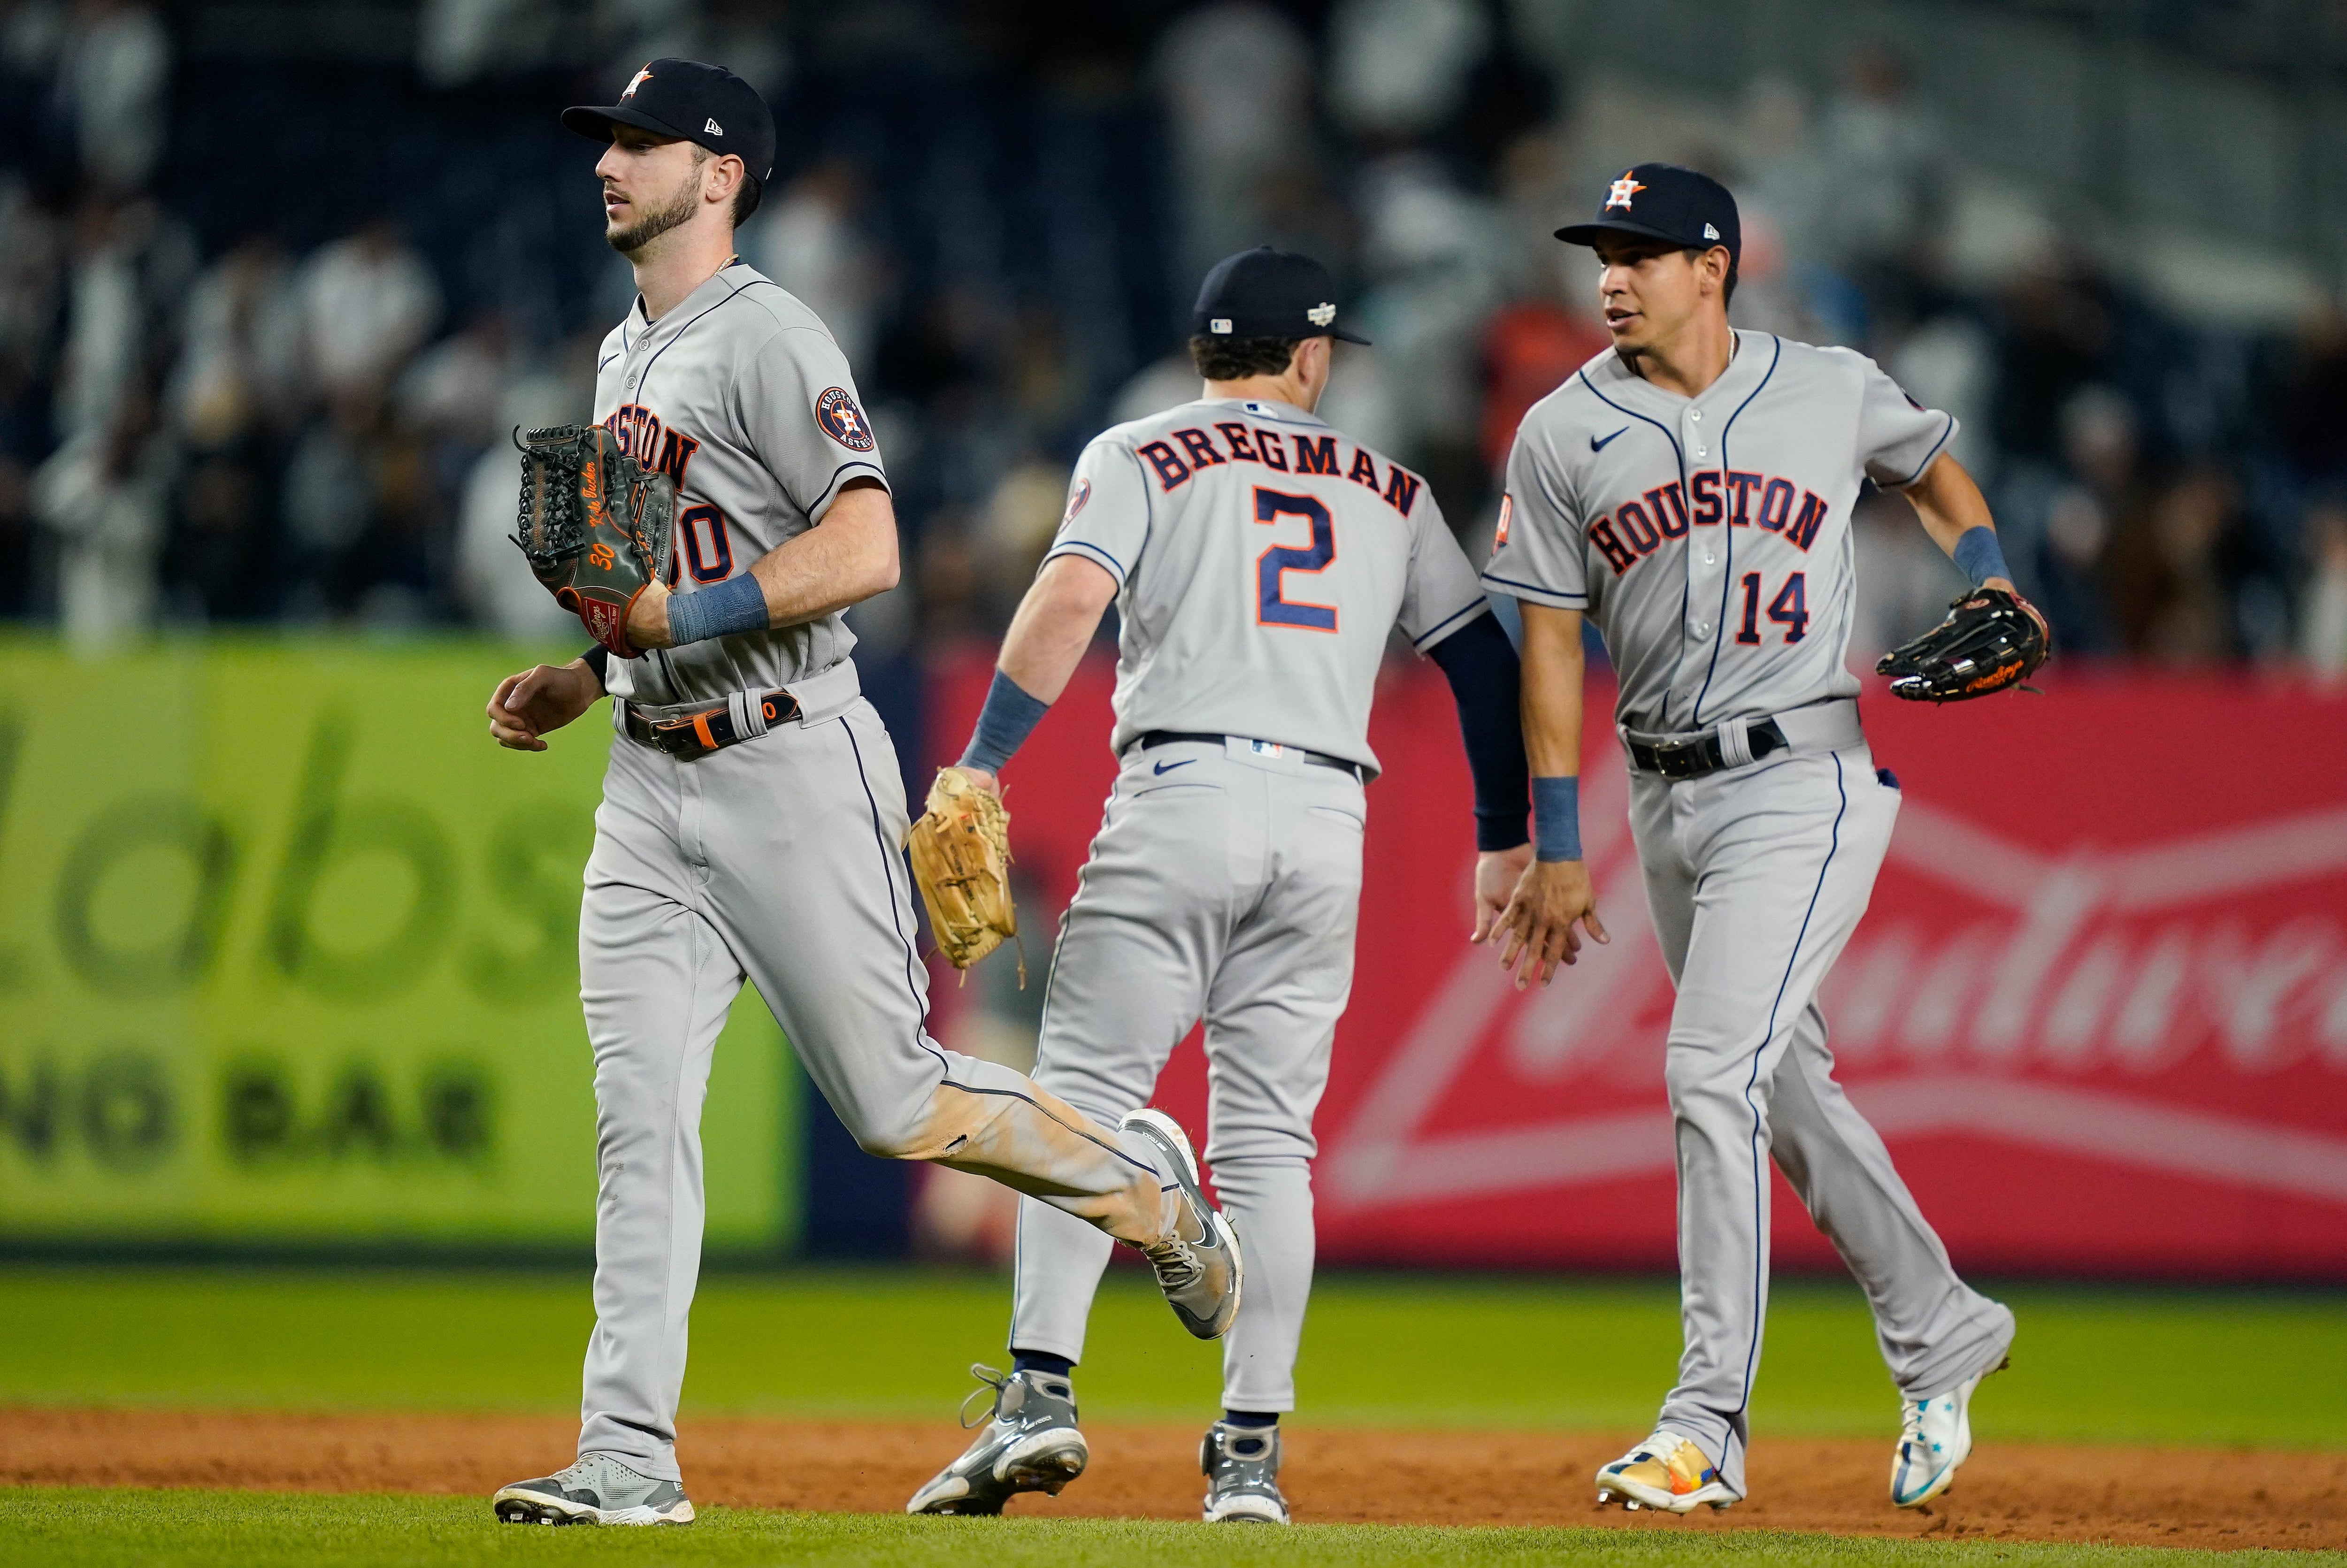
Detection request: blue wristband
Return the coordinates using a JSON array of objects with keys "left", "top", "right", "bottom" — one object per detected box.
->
[
  {"left": 664, "top": 574, "right": 767, "bottom": 646},
  {"left": 1532, "top": 775, "right": 1581, "bottom": 862},
  {"left": 1951, "top": 526, "right": 2012, "bottom": 589},
  {"left": 959, "top": 670, "right": 1050, "bottom": 774}
]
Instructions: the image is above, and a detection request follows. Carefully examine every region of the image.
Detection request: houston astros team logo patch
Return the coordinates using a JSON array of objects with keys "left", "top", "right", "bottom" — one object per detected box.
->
[
  {"left": 1493, "top": 494, "right": 1512, "bottom": 552},
  {"left": 815, "top": 387, "right": 875, "bottom": 451},
  {"left": 622, "top": 64, "right": 652, "bottom": 99},
  {"left": 1064, "top": 477, "right": 1092, "bottom": 523},
  {"left": 1605, "top": 171, "right": 1645, "bottom": 210}
]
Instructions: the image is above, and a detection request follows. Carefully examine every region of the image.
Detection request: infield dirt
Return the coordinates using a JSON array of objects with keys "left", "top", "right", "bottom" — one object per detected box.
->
[{"left": 2, "top": 1407, "right": 2337, "bottom": 1553}]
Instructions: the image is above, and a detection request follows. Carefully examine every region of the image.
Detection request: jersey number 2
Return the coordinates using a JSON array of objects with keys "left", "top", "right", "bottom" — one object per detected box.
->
[
  {"left": 1254, "top": 487, "right": 1338, "bottom": 632},
  {"left": 1735, "top": 570, "right": 1809, "bottom": 644}
]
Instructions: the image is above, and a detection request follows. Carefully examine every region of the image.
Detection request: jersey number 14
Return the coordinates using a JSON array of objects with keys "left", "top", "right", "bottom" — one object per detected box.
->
[
  {"left": 1735, "top": 570, "right": 1809, "bottom": 644},
  {"left": 1254, "top": 487, "right": 1339, "bottom": 633}
]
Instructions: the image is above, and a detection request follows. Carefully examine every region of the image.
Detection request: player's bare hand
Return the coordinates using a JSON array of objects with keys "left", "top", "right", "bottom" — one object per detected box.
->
[
  {"left": 943, "top": 764, "right": 1001, "bottom": 799},
  {"left": 1493, "top": 857, "right": 1609, "bottom": 990},
  {"left": 625, "top": 578, "right": 675, "bottom": 651},
  {"left": 488, "top": 660, "right": 603, "bottom": 751},
  {"left": 1470, "top": 844, "right": 1533, "bottom": 946}
]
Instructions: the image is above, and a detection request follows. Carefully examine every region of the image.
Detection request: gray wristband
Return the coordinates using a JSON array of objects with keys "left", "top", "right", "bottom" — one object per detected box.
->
[
  {"left": 1532, "top": 775, "right": 1582, "bottom": 862},
  {"left": 664, "top": 574, "right": 767, "bottom": 646},
  {"left": 1952, "top": 526, "right": 2012, "bottom": 589}
]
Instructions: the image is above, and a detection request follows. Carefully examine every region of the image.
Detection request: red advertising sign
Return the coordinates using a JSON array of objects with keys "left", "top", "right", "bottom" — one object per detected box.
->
[{"left": 928, "top": 654, "right": 2347, "bottom": 1279}]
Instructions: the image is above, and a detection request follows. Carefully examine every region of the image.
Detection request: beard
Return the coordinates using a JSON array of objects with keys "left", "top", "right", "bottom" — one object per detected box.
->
[{"left": 605, "top": 172, "right": 700, "bottom": 256}]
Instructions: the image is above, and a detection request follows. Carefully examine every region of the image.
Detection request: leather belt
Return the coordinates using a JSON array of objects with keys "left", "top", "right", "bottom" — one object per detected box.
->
[
  {"left": 623, "top": 689, "right": 801, "bottom": 759},
  {"left": 1622, "top": 718, "right": 1788, "bottom": 780},
  {"left": 1131, "top": 730, "right": 1364, "bottom": 781}
]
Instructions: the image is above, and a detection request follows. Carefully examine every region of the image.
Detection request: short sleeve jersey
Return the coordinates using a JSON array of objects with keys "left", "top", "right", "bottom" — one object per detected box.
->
[
  {"left": 1481, "top": 331, "right": 1955, "bottom": 733},
  {"left": 591, "top": 260, "right": 889, "bottom": 705},
  {"left": 1047, "top": 396, "right": 1488, "bottom": 776}
]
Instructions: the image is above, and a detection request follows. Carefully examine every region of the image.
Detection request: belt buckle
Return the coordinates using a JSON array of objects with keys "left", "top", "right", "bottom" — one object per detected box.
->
[
  {"left": 1648, "top": 734, "right": 1702, "bottom": 780},
  {"left": 645, "top": 708, "right": 717, "bottom": 758}
]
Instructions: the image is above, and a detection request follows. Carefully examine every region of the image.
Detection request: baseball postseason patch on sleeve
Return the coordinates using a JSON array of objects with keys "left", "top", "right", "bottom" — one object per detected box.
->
[{"left": 814, "top": 386, "right": 875, "bottom": 452}]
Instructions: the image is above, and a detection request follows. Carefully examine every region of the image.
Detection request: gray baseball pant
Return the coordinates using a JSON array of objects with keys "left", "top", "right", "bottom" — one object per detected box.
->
[
  {"left": 1633, "top": 736, "right": 2015, "bottom": 1497},
  {"left": 1007, "top": 738, "right": 1365, "bottom": 1414},
  {"left": 574, "top": 675, "right": 1177, "bottom": 1481}
]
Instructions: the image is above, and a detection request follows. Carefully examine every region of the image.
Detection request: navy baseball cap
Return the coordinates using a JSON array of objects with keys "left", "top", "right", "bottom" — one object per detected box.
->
[
  {"left": 1192, "top": 246, "right": 1371, "bottom": 345},
  {"left": 564, "top": 60, "right": 775, "bottom": 215},
  {"left": 1556, "top": 162, "right": 1740, "bottom": 269}
]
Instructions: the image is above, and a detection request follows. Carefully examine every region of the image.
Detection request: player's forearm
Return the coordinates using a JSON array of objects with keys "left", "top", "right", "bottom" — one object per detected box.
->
[
  {"left": 1519, "top": 604, "right": 1588, "bottom": 864},
  {"left": 747, "top": 482, "right": 901, "bottom": 627},
  {"left": 997, "top": 557, "right": 1117, "bottom": 704},
  {"left": 1519, "top": 605, "right": 1587, "bottom": 778},
  {"left": 1902, "top": 454, "right": 2009, "bottom": 583},
  {"left": 957, "top": 557, "right": 1117, "bottom": 775}
]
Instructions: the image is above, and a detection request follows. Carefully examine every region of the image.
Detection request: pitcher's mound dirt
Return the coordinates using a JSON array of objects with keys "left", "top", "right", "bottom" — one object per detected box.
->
[{"left": 2, "top": 1407, "right": 2339, "bottom": 1552}]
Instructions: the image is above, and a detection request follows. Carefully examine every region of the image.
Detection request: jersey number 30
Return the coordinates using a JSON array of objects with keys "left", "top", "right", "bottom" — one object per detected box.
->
[{"left": 1254, "top": 487, "right": 1338, "bottom": 633}]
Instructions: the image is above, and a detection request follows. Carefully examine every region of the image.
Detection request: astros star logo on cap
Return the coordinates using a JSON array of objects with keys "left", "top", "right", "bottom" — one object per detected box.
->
[
  {"left": 1605, "top": 172, "right": 1645, "bottom": 211},
  {"left": 622, "top": 64, "right": 653, "bottom": 99}
]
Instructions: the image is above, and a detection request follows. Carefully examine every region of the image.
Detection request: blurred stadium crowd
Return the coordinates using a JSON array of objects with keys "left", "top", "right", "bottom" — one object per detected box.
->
[{"left": 0, "top": 0, "right": 2342, "bottom": 675}]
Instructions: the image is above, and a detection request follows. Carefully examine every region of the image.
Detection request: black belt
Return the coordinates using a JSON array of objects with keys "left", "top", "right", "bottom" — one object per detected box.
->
[
  {"left": 623, "top": 690, "right": 800, "bottom": 759},
  {"left": 1131, "top": 730, "right": 1363, "bottom": 780},
  {"left": 1623, "top": 718, "right": 1787, "bottom": 780}
]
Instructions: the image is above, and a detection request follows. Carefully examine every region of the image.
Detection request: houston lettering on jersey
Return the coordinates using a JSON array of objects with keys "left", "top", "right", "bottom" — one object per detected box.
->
[
  {"left": 1137, "top": 421, "right": 1423, "bottom": 519},
  {"left": 1587, "top": 470, "right": 1827, "bottom": 576},
  {"left": 604, "top": 403, "right": 702, "bottom": 491}
]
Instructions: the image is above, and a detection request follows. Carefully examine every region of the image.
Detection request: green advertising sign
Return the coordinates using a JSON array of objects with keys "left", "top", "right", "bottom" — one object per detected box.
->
[{"left": 0, "top": 637, "right": 797, "bottom": 1254}]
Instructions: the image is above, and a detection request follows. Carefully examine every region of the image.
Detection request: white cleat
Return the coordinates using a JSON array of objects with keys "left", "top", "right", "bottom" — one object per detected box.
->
[
  {"left": 1594, "top": 1432, "right": 1738, "bottom": 1514},
  {"left": 1891, "top": 1356, "right": 2007, "bottom": 1508}
]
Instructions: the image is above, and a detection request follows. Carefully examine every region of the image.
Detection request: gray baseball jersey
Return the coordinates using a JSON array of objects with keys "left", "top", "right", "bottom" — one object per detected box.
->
[
  {"left": 1482, "top": 330, "right": 1954, "bottom": 734},
  {"left": 1480, "top": 330, "right": 2011, "bottom": 1497},
  {"left": 561, "top": 265, "right": 1209, "bottom": 1487},
  {"left": 1000, "top": 396, "right": 1491, "bottom": 1419},
  {"left": 592, "top": 259, "right": 885, "bottom": 705},
  {"left": 1048, "top": 395, "right": 1488, "bottom": 773}
]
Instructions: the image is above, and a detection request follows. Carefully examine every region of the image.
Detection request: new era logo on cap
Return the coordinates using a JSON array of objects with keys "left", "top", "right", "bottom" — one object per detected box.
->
[
  {"left": 1703, "top": 222, "right": 1719, "bottom": 240},
  {"left": 705, "top": 118, "right": 723, "bottom": 135},
  {"left": 1308, "top": 302, "right": 1336, "bottom": 327}
]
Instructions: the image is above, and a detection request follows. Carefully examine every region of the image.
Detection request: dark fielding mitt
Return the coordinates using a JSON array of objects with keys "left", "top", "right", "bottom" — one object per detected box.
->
[
  {"left": 1877, "top": 586, "right": 2050, "bottom": 703},
  {"left": 512, "top": 424, "right": 675, "bottom": 658}
]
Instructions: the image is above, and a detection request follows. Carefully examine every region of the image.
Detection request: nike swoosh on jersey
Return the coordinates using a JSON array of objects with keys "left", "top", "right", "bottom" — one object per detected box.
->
[
  {"left": 1591, "top": 427, "right": 1628, "bottom": 451},
  {"left": 1152, "top": 758, "right": 1196, "bottom": 775}
]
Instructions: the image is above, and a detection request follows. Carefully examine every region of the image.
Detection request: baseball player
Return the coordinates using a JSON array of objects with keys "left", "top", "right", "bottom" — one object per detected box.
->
[
  {"left": 478, "top": 60, "right": 1239, "bottom": 1528},
  {"left": 1485, "top": 165, "right": 2029, "bottom": 1514},
  {"left": 904, "top": 247, "right": 1533, "bottom": 1524}
]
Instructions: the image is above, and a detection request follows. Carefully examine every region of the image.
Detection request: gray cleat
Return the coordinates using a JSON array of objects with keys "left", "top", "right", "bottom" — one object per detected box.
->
[
  {"left": 906, "top": 1364, "right": 1090, "bottom": 1515},
  {"left": 1120, "top": 1108, "right": 1243, "bottom": 1339},
  {"left": 491, "top": 1453, "right": 693, "bottom": 1526},
  {"left": 1201, "top": 1421, "right": 1289, "bottom": 1524}
]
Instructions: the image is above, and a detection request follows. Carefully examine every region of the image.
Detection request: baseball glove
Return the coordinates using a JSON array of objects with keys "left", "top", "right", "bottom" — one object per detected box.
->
[
  {"left": 905, "top": 768, "right": 1024, "bottom": 985},
  {"left": 1877, "top": 586, "right": 2050, "bottom": 703},
  {"left": 511, "top": 424, "right": 675, "bottom": 658}
]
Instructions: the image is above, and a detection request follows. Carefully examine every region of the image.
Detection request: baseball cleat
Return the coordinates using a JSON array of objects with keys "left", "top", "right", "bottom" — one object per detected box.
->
[
  {"left": 491, "top": 1453, "right": 693, "bottom": 1526},
  {"left": 1120, "top": 1108, "right": 1243, "bottom": 1339},
  {"left": 1201, "top": 1421, "right": 1289, "bottom": 1524},
  {"left": 906, "top": 1364, "right": 1090, "bottom": 1515},
  {"left": 1891, "top": 1355, "right": 2007, "bottom": 1507},
  {"left": 1595, "top": 1432, "right": 1737, "bottom": 1514}
]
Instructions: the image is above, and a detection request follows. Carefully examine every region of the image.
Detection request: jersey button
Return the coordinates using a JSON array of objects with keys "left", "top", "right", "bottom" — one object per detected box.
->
[
  {"left": 1701, "top": 548, "right": 1716, "bottom": 565},
  {"left": 1688, "top": 409, "right": 1703, "bottom": 421}
]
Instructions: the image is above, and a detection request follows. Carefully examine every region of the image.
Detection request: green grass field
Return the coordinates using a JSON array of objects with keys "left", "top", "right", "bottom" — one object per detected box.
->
[
  {"left": 3, "top": 1266, "right": 2342, "bottom": 1565},
  {"left": 2, "top": 1489, "right": 2324, "bottom": 1568}
]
